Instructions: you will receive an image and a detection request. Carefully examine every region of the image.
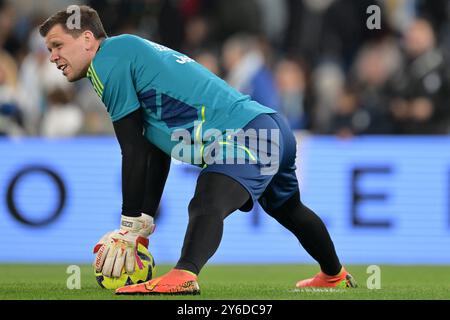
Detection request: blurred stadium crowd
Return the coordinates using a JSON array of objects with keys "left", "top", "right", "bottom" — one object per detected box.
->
[{"left": 1, "top": 0, "right": 450, "bottom": 137}]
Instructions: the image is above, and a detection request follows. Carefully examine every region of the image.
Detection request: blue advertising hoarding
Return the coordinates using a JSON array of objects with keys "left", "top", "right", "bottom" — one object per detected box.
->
[{"left": 0, "top": 136, "right": 449, "bottom": 264}]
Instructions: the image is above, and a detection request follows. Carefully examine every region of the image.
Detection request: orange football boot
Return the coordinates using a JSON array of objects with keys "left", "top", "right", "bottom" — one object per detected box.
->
[
  {"left": 296, "top": 267, "right": 357, "bottom": 288},
  {"left": 115, "top": 269, "right": 200, "bottom": 295}
]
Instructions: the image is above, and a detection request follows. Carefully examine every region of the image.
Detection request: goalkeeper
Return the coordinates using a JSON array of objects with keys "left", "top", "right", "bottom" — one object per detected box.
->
[{"left": 40, "top": 6, "right": 356, "bottom": 295}]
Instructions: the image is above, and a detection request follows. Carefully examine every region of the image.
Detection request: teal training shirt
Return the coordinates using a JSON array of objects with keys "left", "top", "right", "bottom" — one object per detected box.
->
[{"left": 86, "top": 34, "right": 276, "bottom": 165}]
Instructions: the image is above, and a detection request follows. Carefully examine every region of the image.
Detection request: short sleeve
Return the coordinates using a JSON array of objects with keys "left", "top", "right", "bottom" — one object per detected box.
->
[{"left": 101, "top": 60, "right": 141, "bottom": 122}]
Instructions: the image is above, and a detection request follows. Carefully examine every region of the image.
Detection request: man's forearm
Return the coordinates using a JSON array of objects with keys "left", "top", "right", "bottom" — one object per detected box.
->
[
  {"left": 141, "top": 143, "right": 171, "bottom": 216},
  {"left": 113, "top": 109, "right": 171, "bottom": 217},
  {"left": 120, "top": 139, "right": 149, "bottom": 216}
]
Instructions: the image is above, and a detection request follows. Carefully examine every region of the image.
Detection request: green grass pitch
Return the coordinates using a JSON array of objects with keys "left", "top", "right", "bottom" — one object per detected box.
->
[{"left": 0, "top": 264, "right": 449, "bottom": 300}]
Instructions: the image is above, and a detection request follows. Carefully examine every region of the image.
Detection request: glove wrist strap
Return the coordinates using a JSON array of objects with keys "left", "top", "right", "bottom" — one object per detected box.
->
[{"left": 120, "top": 214, "right": 155, "bottom": 238}]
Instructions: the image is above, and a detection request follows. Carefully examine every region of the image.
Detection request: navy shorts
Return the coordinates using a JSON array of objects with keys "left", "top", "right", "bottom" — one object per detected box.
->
[{"left": 201, "top": 112, "right": 299, "bottom": 212}]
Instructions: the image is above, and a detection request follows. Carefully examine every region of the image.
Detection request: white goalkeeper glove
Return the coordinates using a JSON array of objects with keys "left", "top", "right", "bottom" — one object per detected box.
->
[{"left": 93, "top": 214, "right": 155, "bottom": 278}]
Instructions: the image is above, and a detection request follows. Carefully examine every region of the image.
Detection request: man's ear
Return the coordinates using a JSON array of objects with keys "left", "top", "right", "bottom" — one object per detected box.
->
[{"left": 83, "top": 30, "right": 95, "bottom": 50}]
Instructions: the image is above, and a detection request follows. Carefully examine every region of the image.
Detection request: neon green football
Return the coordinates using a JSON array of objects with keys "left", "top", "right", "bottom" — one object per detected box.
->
[{"left": 94, "top": 243, "right": 156, "bottom": 289}]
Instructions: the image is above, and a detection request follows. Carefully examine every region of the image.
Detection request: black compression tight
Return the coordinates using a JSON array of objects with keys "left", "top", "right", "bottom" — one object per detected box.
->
[
  {"left": 175, "top": 172, "right": 250, "bottom": 274},
  {"left": 264, "top": 191, "right": 342, "bottom": 276},
  {"left": 176, "top": 173, "right": 342, "bottom": 276}
]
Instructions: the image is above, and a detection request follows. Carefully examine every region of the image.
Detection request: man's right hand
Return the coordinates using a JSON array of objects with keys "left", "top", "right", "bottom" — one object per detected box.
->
[{"left": 93, "top": 214, "right": 155, "bottom": 278}]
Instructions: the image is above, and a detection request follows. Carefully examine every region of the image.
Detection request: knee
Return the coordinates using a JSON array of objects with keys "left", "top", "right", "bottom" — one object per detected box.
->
[
  {"left": 188, "top": 197, "right": 202, "bottom": 217},
  {"left": 188, "top": 196, "right": 227, "bottom": 219}
]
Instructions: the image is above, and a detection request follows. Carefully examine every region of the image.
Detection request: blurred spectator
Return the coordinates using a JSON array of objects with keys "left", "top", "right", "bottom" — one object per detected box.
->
[
  {"left": 350, "top": 38, "right": 402, "bottom": 133},
  {"left": 0, "top": 49, "right": 17, "bottom": 88},
  {"left": 416, "top": 0, "right": 450, "bottom": 38},
  {"left": 254, "top": 0, "right": 288, "bottom": 46},
  {"left": 384, "top": 0, "right": 417, "bottom": 34},
  {"left": 329, "top": 86, "right": 370, "bottom": 138},
  {"left": 210, "top": 0, "right": 262, "bottom": 42},
  {"left": 0, "top": 0, "right": 22, "bottom": 59},
  {"left": 19, "top": 28, "right": 72, "bottom": 135},
  {"left": 182, "top": 15, "right": 216, "bottom": 55},
  {"left": 157, "top": 0, "right": 186, "bottom": 50},
  {"left": 222, "top": 34, "right": 279, "bottom": 110},
  {"left": 311, "top": 62, "right": 345, "bottom": 133},
  {"left": 0, "top": 40, "right": 27, "bottom": 136},
  {"left": 41, "top": 88, "right": 83, "bottom": 138},
  {"left": 284, "top": 0, "right": 384, "bottom": 69},
  {"left": 284, "top": 0, "right": 335, "bottom": 67},
  {"left": 387, "top": 18, "right": 450, "bottom": 133},
  {"left": 192, "top": 49, "right": 221, "bottom": 76},
  {"left": 274, "top": 58, "right": 308, "bottom": 130},
  {"left": 0, "top": 61, "right": 25, "bottom": 136},
  {"left": 76, "top": 80, "right": 115, "bottom": 135}
]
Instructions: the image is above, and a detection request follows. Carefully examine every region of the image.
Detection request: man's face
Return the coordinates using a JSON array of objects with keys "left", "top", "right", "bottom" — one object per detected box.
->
[{"left": 45, "top": 24, "right": 96, "bottom": 82}]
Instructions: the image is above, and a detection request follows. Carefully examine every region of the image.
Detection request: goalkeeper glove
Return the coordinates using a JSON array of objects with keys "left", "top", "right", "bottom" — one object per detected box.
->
[{"left": 93, "top": 214, "right": 155, "bottom": 278}]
